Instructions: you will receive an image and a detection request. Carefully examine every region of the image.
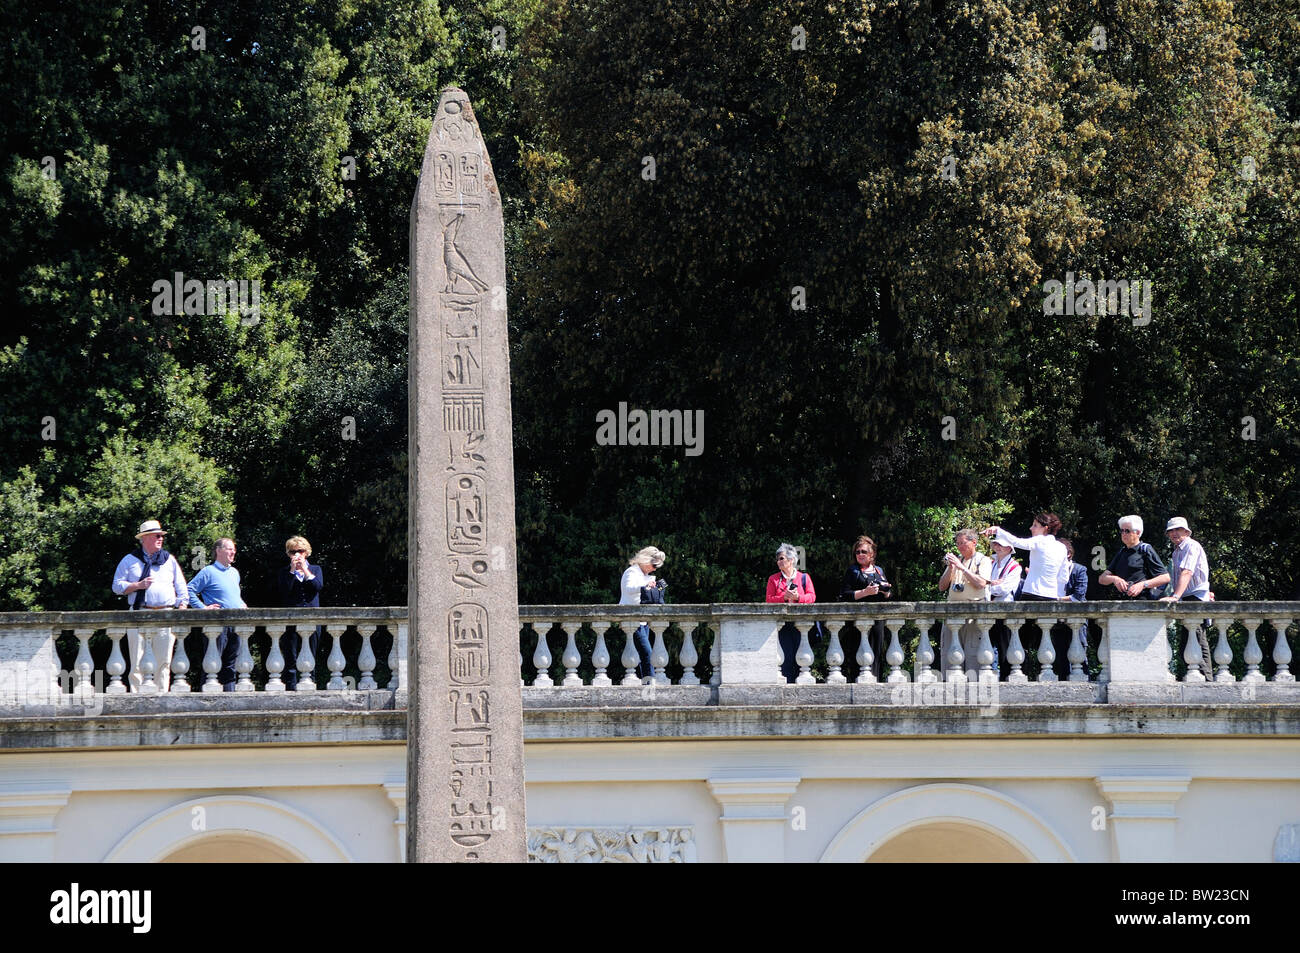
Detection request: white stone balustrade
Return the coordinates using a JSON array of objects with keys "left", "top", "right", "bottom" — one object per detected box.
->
[{"left": 1, "top": 604, "right": 1298, "bottom": 706}]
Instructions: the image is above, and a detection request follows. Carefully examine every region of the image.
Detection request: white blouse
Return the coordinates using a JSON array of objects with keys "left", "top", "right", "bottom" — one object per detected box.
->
[
  {"left": 992, "top": 529, "right": 1067, "bottom": 599},
  {"left": 619, "top": 564, "right": 654, "bottom": 605}
]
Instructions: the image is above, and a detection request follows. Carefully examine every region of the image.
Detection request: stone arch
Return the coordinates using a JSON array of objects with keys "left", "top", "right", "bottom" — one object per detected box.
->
[
  {"left": 819, "top": 783, "right": 1077, "bottom": 863},
  {"left": 103, "top": 795, "right": 354, "bottom": 863}
]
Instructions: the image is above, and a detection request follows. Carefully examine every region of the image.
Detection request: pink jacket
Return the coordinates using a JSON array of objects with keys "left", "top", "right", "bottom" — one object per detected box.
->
[{"left": 766, "top": 571, "right": 816, "bottom": 604}]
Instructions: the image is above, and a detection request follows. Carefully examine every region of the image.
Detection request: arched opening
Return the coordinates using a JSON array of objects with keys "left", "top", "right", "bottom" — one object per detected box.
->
[
  {"left": 161, "top": 834, "right": 304, "bottom": 863},
  {"left": 866, "top": 821, "right": 1031, "bottom": 862}
]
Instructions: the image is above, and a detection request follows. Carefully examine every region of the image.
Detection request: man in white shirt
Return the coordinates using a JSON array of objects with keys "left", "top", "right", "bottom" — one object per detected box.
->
[
  {"left": 1159, "top": 517, "right": 1213, "bottom": 679},
  {"left": 985, "top": 539, "right": 1022, "bottom": 678},
  {"left": 111, "top": 519, "right": 189, "bottom": 691}
]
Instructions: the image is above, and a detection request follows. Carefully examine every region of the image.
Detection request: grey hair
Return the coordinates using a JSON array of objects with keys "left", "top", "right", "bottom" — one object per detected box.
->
[
  {"left": 955, "top": 528, "right": 978, "bottom": 544},
  {"left": 631, "top": 546, "right": 665, "bottom": 569},
  {"left": 776, "top": 543, "right": 799, "bottom": 562},
  {"left": 1118, "top": 515, "right": 1143, "bottom": 535}
]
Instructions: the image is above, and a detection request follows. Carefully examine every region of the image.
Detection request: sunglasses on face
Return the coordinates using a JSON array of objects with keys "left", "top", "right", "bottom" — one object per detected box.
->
[{"left": 855, "top": 550, "right": 871, "bottom": 555}]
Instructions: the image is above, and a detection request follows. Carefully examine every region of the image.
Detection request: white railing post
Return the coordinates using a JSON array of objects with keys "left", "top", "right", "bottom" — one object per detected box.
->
[
  {"left": 1273, "top": 619, "right": 1295, "bottom": 682},
  {"left": 1097, "top": 621, "right": 1110, "bottom": 685},
  {"left": 794, "top": 626, "right": 815, "bottom": 685},
  {"left": 1243, "top": 619, "right": 1265, "bottom": 684},
  {"left": 561, "top": 623, "right": 583, "bottom": 688},
  {"left": 326, "top": 625, "right": 347, "bottom": 691},
  {"left": 976, "top": 620, "right": 996, "bottom": 683},
  {"left": 1006, "top": 621, "right": 1027, "bottom": 683},
  {"left": 169, "top": 629, "right": 192, "bottom": 693},
  {"left": 916, "top": 622, "right": 937, "bottom": 684},
  {"left": 1035, "top": 620, "right": 1057, "bottom": 683},
  {"left": 650, "top": 626, "right": 670, "bottom": 686},
  {"left": 201, "top": 626, "right": 223, "bottom": 693},
  {"left": 679, "top": 624, "right": 701, "bottom": 686},
  {"left": 945, "top": 622, "right": 967, "bottom": 684},
  {"left": 357, "top": 625, "right": 378, "bottom": 690},
  {"left": 532, "top": 626, "right": 554, "bottom": 688},
  {"left": 137, "top": 627, "right": 159, "bottom": 695},
  {"left": 73, "top": 629, "right": 95, "bottom": 700},
  {"left": 825, "top": 622, "right": 846, "bottom": 685},
  {"left": 1212, "top": 620, "right": 1236, "bottom": 682},
  {"left": 1183, "top": 621, "right": 1207, "bottom": 683},
  {"left": 886, "top": 620, "right": 906, "bottom": 684},
  {"left": 620, "top": 625, "right": 641, "bottom": 686},
  {"left": 105, "top": 627, "right": 128, "bottom": 694},
  {"left": 856, "top": 621, "right": 877, "bottom": 684},
  {"left": 1067, "top": 617, "right": 1088, "bottom": 682},
  {"left": 234, "top": 626, "right": 255, "bottom": 692},
  {"left": 709, "top": 625, "right": 721, "bottom": 687},
  {"left": 391, "top": 622, "right": 408, "bottom": 692},
  {"left": 591, "top": 622, "right": 612, "bottom": 687},
  {"left": 265, "top": 626, "right": 287, "bottom": 692},
  {"left": 295, "top": 623, "right": 318, "bottom": 692}
]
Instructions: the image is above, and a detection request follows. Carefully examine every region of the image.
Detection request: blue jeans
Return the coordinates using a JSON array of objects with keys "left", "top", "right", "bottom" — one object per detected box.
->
[{"left": 633, "top": 624, "right": 654, "bottom": 679}]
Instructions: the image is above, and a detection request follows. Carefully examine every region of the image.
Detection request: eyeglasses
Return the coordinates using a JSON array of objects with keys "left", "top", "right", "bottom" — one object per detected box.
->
[
  {"left": 776, "top": 555, "right": 791, "bottom": 562},
  {"left": 1120, "top": 529, "right": 1138, "bottom": 534},
  {"left": 854, "top": 550, "right": 871, "bottom": 555},
  {"left": 290, "top": 549, "right": 307, "bottom": 555}
]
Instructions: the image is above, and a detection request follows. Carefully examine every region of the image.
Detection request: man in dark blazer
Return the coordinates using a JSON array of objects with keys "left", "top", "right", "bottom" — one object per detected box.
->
[{"left": 275, "top": 535, "right": 324, "bottom": 690}]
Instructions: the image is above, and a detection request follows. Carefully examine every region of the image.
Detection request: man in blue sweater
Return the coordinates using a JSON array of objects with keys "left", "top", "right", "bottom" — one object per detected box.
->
[{"left": 187, "top": 537, "right": 246, "bottom": 691}]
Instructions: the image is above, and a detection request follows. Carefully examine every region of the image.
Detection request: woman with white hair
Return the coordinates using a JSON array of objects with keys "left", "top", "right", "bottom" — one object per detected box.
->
[
  {"left": 1098, "top": 515, "right": 1170, "bottom": 598},
  {"left": 619, "top": 546, "right": 666, "bottom": 679},
  {"left": 766, "top": 542, "right": 817, "bottom": 682}
]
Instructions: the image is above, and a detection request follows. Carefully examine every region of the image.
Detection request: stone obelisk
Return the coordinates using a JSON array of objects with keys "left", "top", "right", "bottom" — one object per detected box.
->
[{"left": 408, "top": 86, "right": 526, "bottom": 862}]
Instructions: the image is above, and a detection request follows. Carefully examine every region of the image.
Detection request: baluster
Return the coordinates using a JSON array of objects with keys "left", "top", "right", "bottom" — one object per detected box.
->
[
  {"left": 138, "top": 628, "right": 159, "bottom": 694},
  {"left": 533, "top": 627, "right": 555, "bottom": 688},
  {"left": 620, "top": 625, "right": 641, "bottom": 686},
  {"left": 945, "top": 621, "right": 967, "bottom": 683},
  {"left": 1006, "top": 621, "right": 1027, "bottom": 683},
  {"left": 265, "top": 626, "right": 287, "bottom": 692},
  {"left": 591, "top": 622, "right": 612, "bottom": 687},
  {"left": 234, "top": 626, "right": 255, "bottom": 692},
  {"left": 679, "top": 625, "right": 701, "bottom": 686},
  {"left": 650, "top": 625, "right": 670, "bottom": 686},
  {"left": 792, "top": 625, "right": 815, "bottom": 685},
  {"left": 1098, "top": 623, "right": 1110, "bottom": 685},
  {"left": 170, "top": 628, "right": 192, "bottom": 693},
  {"left": 1166, "top": 621, "right": 1177, "bottom": 683},
  {"left": 389, "top": 623, "right": 406, "bottom": 691},
  {"left": 200, "top": 626, "right": 223, "bottom": 693},
  {"left": 709, "top": 627, "right": 721, "bottom": 687},
  {"left": 1183, "top": 620, "right": 1207, "bottom": 683},
  {"left": 1036, "top": 620, "right": 1057, "bottom": 683},
  {"left": 561, "top": 623, "right": 583, "bottom": 687},
  {"left": 357, "top": 625, "right": 378, "bottom": 690},
  {"left": 105, "top": 627, "right": 128, "bottom": 694},
  {"left": 885, "top": 621, "right": 906, "bottom": 683},
  {"left": 72, "top": 629, "right": 95, "bottom": 698},
  {"left": 294, "top": 622, "right": 318, "bottom": 691},
  {"left": 1272, "top": 619, "right": 1295, "bottom": 682},
  {"left": 1067, "top": 617, "right": 1088, "bottom": 682},
  {"left": 856, "top": 621, "right": 877, "bottom": 684},
  {"left": 975, "top": 621, "right": 996, "bottom": 683},
  {"left": 1242, "top": 619, "right": 1265, "bottom": 684},
  {"left": 519, "top": 644, "right": 524, "bottom": 687},
  {"left": 826, "top": 623, "right": 846, "bottom": 684},
  {"left": 1212, "top": 619, "right": 1235, "bottom": 682},
  {"left": 916, "top": 623, "right": 937, "bottom": 684},
  {"left": 326, "top": 625, "right": 347, "bottom": 690}
]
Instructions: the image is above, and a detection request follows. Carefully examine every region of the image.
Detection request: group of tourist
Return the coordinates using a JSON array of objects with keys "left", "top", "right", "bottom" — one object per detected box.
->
[
  {"left": 622, "top": 512, "right": 1215, "bottom": 682},
  {"left": 110, "top": 519, "right": 324, "bottom": 691}
]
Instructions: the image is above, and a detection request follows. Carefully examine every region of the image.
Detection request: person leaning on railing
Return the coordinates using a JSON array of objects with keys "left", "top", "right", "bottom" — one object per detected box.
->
[
  {"left": 1158, "top": 516, "right": 1214, "bottom": 679},
  {"left": 767, "top": 542, "right": 816, "bottom": 683},
  {"left": 1098, "top": 515, "right": 1171, "bottom": 600},
  {"left": 939, "top": 528, "right": 991, "bottom": 680},
  {"left": 619, "top": 546, "right": 666, "bottom": 681},
  {"left": 111, "top": 519, "right": 189, "bottom": 692},
  {"left": 275, "top": 535, "right": 324, "bottom": 690},
  {"left": 838, "top": 534, "right": 892, "bottom": 680}
]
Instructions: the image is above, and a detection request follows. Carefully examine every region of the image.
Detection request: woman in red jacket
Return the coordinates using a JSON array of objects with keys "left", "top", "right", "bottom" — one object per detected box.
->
[{"left": 767, "top": 542, "right": 816, "bottom": 682}]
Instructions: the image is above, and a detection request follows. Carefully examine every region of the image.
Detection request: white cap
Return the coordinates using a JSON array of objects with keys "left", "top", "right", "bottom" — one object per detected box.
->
[{"left": 1165, "top": 517, "right": 1189, "bottom": 533}]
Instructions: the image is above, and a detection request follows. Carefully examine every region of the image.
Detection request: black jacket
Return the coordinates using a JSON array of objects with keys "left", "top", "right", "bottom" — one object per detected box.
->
[{"left": 275, "top": 564, "right": 324, "bottom": 607}]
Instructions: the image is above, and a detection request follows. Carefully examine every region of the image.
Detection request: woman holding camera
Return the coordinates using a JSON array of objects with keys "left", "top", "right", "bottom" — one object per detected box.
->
[
  {"left": 766, "top": 542, "right": 817, "bottom": 682},
  {"left": 619, "top": 546, "right": 666, "bottom": 680},
  {"left": 838, "top": 535, "right": 892, "bottom": 680}
]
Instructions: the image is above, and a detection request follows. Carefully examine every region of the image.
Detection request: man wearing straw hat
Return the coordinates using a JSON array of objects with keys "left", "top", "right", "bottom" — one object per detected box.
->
[{"left": 111, "top": 519, "right": 189, "bottom": 691}]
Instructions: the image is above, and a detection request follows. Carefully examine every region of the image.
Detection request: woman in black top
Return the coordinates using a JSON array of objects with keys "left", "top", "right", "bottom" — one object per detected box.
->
[{"left": 838, "top": 535, "right": 892, "bottom": 680}]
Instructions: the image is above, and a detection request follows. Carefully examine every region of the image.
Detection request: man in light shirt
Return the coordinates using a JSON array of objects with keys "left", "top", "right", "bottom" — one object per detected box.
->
[
  {"left": 187, "top": 537, "right": 246, "bottom": 691},
  {"left": 1159, "top": 516, "right": 1213, "bottom": 679},
  {"left": 939, "top": 529, "right": 991, "bottom": 680},
  {"left": 111, "top": 519, "right": 189, "bottom": 691}
]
